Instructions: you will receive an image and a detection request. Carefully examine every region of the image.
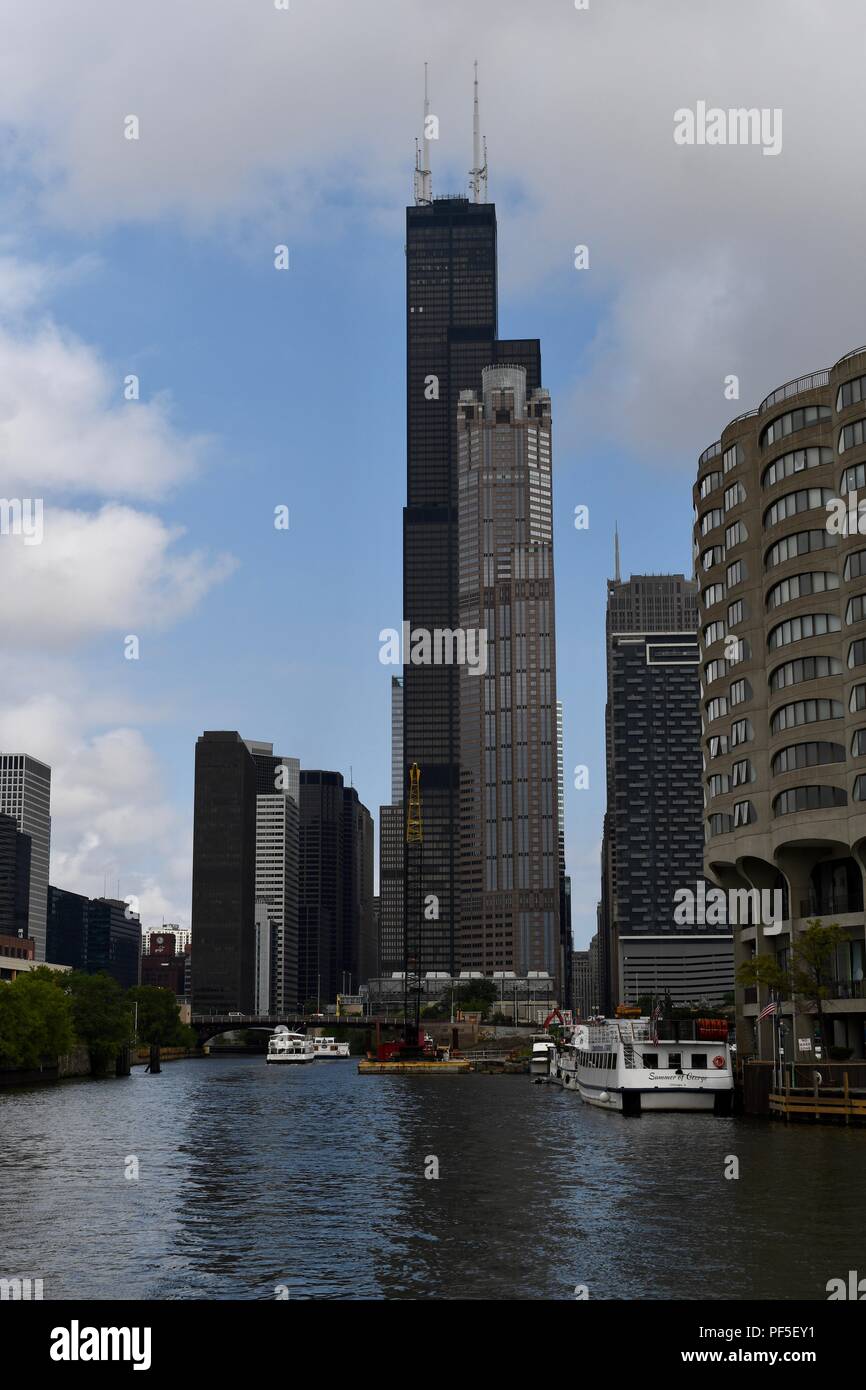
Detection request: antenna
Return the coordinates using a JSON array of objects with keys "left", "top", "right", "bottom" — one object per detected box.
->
[
  {"left": 414, "top": 63, "right": 433, "bottom": 205},
  {"left": 614, "top": 523, "right": 621, "bottom": 583},
  {"left": 469, "top": 61, "right": 488, "bottom": 203}
]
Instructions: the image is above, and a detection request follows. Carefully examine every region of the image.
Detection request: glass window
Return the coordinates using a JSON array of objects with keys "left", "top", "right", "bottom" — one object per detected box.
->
[
  {"left": 733, "top": 800, "right": 756, "bottom": 826},
  {"left": 761, "top": 445, "right": 833, "bottom": 489},
  {"left": 847, "top": 594, "right": 866, "bottom": 625},
  {"left": 724, "top": 481, "right": 746, "bottom": 511},
  {"left": 773, "top": 785, "right": 847, "bottom": 816},
  {"left": 766, "top": 572, "right": 839, "bottom": 610},
  {"left": 852, "top": 729, "right": 866, "bottom": 758},
  {"left": 770, "top": 699, "right": 843, "bottom": 734},
  {"left": 844, "top": 550, "right": 866, "bottom": 582},
  {"left": 764, "top": 528, "right": 837, "bottom": 571},
  {"left": 767, "top": 613, "right": 841, "bottom": 650},
  {"left": 690, "top": 1054, "right": 709, "bottom": 1070},
  {"left": 730, "top": 718, "right": 753, "bottom": 747},
  {"left": 700, "top": 470, "right": 723, "bottom": 499},
  {"left": 702, "top": 545, "right": 725, "bottom": 572},
  {"left": 725, "top": 520, "right": 748, "bottom": 550},
  {"left": 727, "top": 598, "right": 745, "bottom": 626},
  {"left": 772, "top": 742, "right": 845, "bottom": 775},
  {"left": 763, "top": 487, "right": 833, "bottom": 529},
  {"left": 723, "top": 444, "right": 742, "bottom": 474},
  {"left": 706, "top": 814, "right": 732, "bottom": 838},
  {"left": 726, "top": 559, "right": 745, "bottom": 588},
  {"left": 731, "top": 758, "right": 754, "bottom": 786},
  {"left": 702, "top": 582, "right": 725, "bottom": 609},
  {"left": 836, "top": 374, "right": 866, "bottom": 411},
  {"left": 730, "top": 678, "right": 751, "bottom": 706},
  {"left": 769, "top": 654, "right": 843, "bottom": 691},
  {"left": 839, "top": 419, "right": 866, "bottom": 454},
  {"left": 760, "top": 404, "right": 831, "bottom": 449},
  {"left": 700, "top": 507, "right": 724, "bottom": 536}
]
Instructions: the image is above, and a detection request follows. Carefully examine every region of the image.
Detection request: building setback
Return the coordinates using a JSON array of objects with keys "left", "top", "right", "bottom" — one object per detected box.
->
[
  {"left": 403, "top": 184, "right": 541, "bottom": 976},
  {"left": 600, "top": 572, "right": 733, "bottom": 1009},
  {"left": 695, "top": 344, "right": 866, "bottom": 1060},
  {"left": 191, "top": 732, "right": 257, "bottom": 1014},
  {"left": 456, "top": 365, "right": 561, "bottom": 985},
  {"left": 0, "top": 754, "right": 51, "bottom": 960}
]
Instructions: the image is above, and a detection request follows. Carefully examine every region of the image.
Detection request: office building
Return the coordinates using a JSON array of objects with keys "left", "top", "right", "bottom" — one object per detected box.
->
[
  {"left": 0, "top": 754, "right": 51, "bottom": 959},
  {"left": 191, "top": 732, "right": 257, "bottom": 1014},
  {"left": 695, "top": 344, "right": 866, "bottom": 1058},
  {"left": 46, "top": 886, "right": 89, "bottom": 973},
  {"left": 378, "top": 677, "right": 405, "bottom": 978},
  {"left": 245, "top": 741, "right": 300, "bottom": 1011},
  {"left": 456, "top": 365, "right": 561, "bottom": 984},
  {"left": 600, "top": 570, "right": 733, "bottom": 1008},
  {"left": 402, "top": 79, "right": 541, "bottom": 975}
]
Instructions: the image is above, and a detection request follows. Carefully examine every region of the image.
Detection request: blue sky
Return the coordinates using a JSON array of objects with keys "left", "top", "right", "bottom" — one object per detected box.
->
[{"left": 1, "top": 0, "right": 863, "bottom": 947}]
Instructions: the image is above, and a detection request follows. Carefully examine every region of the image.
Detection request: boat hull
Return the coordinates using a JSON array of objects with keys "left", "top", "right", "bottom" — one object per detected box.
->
[{"left": 266, "top": 1053, "right": 315, "bottom": 1064}]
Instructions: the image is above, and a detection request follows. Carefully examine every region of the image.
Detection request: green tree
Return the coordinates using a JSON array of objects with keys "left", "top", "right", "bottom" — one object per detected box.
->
[
  {"left": 128, "top": 985, "right": 194, "bottom": 1072},
  {"left": 737, "top": 919, "right": 848, "bottom": 1046},
  {"left": 0, "top": 970, "right": 74, "bottom": 1069},
  {"left": 65, "top": 971, "right": 133, "bottom": 1075}
]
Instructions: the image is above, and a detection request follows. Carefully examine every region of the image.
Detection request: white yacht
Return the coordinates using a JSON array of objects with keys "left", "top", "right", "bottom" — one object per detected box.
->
[
  {"left": 550, "top": 1016, "right": 733, "bottom": 1114},
  {"left": 312, "top": 1036, "right": 350, "bottom": 1059},
  {"left": 266, "top": 1027, "right": 316, "bottom": 1064}
]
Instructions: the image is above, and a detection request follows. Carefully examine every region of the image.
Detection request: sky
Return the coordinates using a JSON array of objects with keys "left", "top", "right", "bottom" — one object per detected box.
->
[{"left": 1, "top": 0, "right": 866, "bottom": 948}]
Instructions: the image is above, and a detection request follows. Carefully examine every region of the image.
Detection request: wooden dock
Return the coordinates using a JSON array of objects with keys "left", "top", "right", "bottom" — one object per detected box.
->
[
  {"left": 769, "top": 1073, "right": 866, "bottom": 1123},
  {"left": 358, "top": 1059, "right": 471, "bottom": 1075}
]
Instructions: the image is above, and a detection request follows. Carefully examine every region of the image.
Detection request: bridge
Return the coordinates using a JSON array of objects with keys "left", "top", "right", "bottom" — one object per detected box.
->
[{"left": 190, "top": 1013, "right": 405, "bottom": 1046}]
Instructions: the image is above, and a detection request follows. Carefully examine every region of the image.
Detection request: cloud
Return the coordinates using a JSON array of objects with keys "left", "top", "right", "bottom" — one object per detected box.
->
[
  {"left": 0, "top": 503, "right": 236, "bottom": 643},
  {"left": 0, "top": 319, "right": 208, "bottom": 499},
  {"left": 0, "top": 692, "right": 192, "bottom": 928}
]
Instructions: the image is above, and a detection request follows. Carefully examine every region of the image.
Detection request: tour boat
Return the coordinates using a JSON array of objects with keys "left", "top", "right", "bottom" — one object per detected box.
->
[
  {"left": 266, "top": 1027, "right": 316, "bottom": 1064},
  {"left": 312, "top": 1036, "right": 350, "bottom": 1059},
  {"left": 550, "top": 1015, "right": 733, "bottom": 1114}
]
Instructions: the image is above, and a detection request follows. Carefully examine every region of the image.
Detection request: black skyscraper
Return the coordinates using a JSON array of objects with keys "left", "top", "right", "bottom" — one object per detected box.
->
[
  {"left": 298, "top": 771, "right": 373, "bottom": 1007},
  {"left": 0, "top": 812, "right": 31, "bottom": 940},
  {"left": 403, "top": 194, "right": 540, "bottom": 972},
  {"left": 191, "top": 731, "right": 257, "bottom": 1013}
]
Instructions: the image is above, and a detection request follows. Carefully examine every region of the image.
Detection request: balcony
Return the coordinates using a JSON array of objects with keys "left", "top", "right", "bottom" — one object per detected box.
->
[{"left": 798, "top": 892, "right": 859, "bottom": 918}]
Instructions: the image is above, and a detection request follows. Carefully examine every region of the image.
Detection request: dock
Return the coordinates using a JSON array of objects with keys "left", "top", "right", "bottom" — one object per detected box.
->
[{"left": 358, "top": 1058, "right": 472, "bottom": 1075}]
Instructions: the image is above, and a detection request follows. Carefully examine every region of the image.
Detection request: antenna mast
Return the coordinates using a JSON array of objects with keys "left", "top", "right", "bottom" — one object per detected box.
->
[
  {"left": 469, "top": 61, "right": 488, "bottom": 203},
  {"left": 414, "top": 63, "right": 433, "bottom": 205}
]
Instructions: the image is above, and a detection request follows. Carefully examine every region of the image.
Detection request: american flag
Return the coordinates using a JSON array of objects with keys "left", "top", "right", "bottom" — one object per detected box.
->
[{"left": 758, "top": 1000, "right": 777, "bottom": 1021}]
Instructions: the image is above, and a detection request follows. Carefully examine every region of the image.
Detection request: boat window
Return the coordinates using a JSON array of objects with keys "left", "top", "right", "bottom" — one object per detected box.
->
[
  {"left": 642, "top": 1053, "right": 658, "bottom": 1068},
  {"left": 690, "top": 1054, "right": 708, "bottom": 1069},
  {"left": 668, "top": 1053, "right": 682, "bottom": 1069}
]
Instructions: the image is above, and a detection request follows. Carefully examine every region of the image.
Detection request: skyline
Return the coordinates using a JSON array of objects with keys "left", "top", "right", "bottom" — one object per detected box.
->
[{"left": 4, "top": 1, "right": 866, "bottom": 948}]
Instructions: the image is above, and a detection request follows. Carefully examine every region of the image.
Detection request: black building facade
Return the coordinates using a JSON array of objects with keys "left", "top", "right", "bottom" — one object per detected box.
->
[
  {"left": 600, "top": 574, "right": 733, "bottom": 1008},
  {"left": 0, "top": 812, "right": 31, "bottom": 940},
  {"left": 47, "top": 886, "right": 89, "bottom": 972},
  {"left": 403, "top": 194, "right": 540, "bottom": 972},
  {"left": 86, "top": 898, "right": 142, "bottom": 990},
  {"left": 298, "top": 771, "right": 373, "bottom": 1007},
  {"left": 191, "top": 731, "right": 257, "bottom": 1014}
]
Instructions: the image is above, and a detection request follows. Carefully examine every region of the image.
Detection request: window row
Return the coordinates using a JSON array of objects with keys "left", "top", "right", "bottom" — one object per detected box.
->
[
  {"left": 771, "top": 740, "right": 845, "bottom": 775},
  {"left": 769, "top": 653, "right": 843, "bottom": 692},
  {"left": 839, "top": 419, "right": 866, "bottom": 454},
  {"left": 761, "top": 445, "right": 833, "bottom": 490},
  {"left": 770, "top": 698, "right": 843, "bottom": 734},
  {"left": 763, "top": 486, "right": 833, "bottom": 530},
  {"left": 837, "top": 374, "right": 866, "bottom": 412},
  {"left": 700, "top": 470, "right": 723, "bottom": 499},
  {"left": 774, "top": 784, "right": 846, "bottom": 816},
  {"left": 766, "top": 571, "right": 838, "bottom": 610},
  {"left": 765, "top": 528, "right": 837, "bottom": 571},
  {"left": 767, "top": 612, "right": 840, "bottom": 650},
  {"left": 760, "top": 404, "right": 832, "bottom": 449}
]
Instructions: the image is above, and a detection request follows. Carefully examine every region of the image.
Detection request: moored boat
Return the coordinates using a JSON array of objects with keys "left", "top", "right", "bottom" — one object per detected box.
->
[
  {"left": 550, "top": 1015, "right": 733, "bottom": 1114},
  {"left": 312, "top": 1036, "right": 351, "bottom": 1059}
]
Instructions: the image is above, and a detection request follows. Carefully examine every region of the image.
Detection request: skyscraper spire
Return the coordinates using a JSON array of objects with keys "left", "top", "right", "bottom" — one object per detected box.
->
[
  {"left": 414, "top": 62, "right": 433, "bottom": 205},
  {"left": 469, "top": 60, "right": 488, "bottom": 203},
  {"left": 614, "top": 523, "right": 621, "bottom": 582}
]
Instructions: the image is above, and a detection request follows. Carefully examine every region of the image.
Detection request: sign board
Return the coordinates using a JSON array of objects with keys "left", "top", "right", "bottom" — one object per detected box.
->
[{"left": 798, "top": 1038, "right": 812, "bottom": 1052}]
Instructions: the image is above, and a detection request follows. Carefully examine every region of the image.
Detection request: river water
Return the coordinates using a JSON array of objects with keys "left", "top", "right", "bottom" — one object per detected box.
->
[{"left": 1, "top": 1056, "right": 862, "bottom": 1301}]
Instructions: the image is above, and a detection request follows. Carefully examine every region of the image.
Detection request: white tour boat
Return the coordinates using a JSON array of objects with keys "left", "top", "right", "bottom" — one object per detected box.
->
[
  {"left": 550, "top": 1015, "right": 733, "bottom": 1114},
  {"left": 266, "top": 1027, "right": 316, "bottom": 1064},
  {"left": 530, "top": 1036, "right": 557, "bottom": 1076},
  {"left": 312, "top": 1036, "right": 351, "bottom": 1059}
]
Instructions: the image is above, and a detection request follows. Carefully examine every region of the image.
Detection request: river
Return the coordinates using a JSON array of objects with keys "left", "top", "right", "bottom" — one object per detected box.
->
[{"left": 1, "top": 1056, "right": 862, "bottom": 1300}]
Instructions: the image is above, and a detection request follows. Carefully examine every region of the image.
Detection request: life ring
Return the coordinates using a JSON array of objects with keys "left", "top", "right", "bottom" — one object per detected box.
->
[{"left": 713, "top": 1055, "right": 726, "bottom": 1069}]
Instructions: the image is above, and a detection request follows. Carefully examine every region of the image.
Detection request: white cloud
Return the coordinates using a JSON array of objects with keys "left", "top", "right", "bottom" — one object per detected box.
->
[
  {"left": 0, "top": 320, "right": 207, "bottom": 499},
  {"left": 0, "top": 503, "right": 236, "bottom": 643},
  {"left": 0, "top": 692, "right": 192, "bottom": 929}
]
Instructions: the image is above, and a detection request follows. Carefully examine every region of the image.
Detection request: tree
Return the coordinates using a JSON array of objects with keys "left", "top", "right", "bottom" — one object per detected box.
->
[
  {"left": 0, "top": 970, "right": 74, "bottom": 1069},
  {"left": 737, "top": 919, "right": 848, "bottom": 1046},
  {"left": 127, "top": 985, "right": 194, "bottom": 1072},
  {"left": 64, "top": 971, "right": 133, "bottom": 1075}
]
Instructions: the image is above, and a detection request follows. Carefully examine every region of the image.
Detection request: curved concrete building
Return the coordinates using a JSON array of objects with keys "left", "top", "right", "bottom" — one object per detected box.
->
[{"left": 694, "top": 345, "right": 866, "bottom": 1061}]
